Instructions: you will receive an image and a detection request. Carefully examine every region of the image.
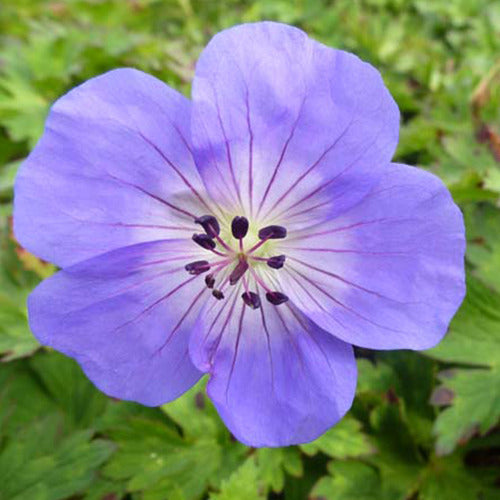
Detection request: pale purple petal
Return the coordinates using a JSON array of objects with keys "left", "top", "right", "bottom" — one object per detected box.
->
[
  {"left": 277, "top": 163, "right": 466, "bottom": 350},
  {"left": 189, "top": 288, "right": 356, "bottom": 447},
  {"left": 15, "top": 68, "right": 215, "bottom": 267},
  {"left": 191, "top": 21, "right": 399, "bottom": 225},
  {"left": 28, "top": 239, "right": 210, "bottom": 405}
]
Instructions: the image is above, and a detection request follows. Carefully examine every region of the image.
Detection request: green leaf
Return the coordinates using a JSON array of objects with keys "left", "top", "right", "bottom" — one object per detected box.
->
[
  {"left": 161, "top": 379, "right": 247, "bottom": 487},
  {"left": 310, "top": 461, "right": 381, "bottom": 500},
  {"left": 356, "top": 358, "right": 397, "bottom": 395},
  {"left": 426, "top": 277, "right": 500, "bottom": 454},
  {"left": 464, "top": 203, "right": 500, "bottom": 292},
  {"left": 0, "top": 72, "right": 48, "bottom": 147},
  {"left": 300, "top": 416, "right": 374, "bottom": 460},
  {"left": 209, "top": 458, "right": 265, "bottom": 500},
  {"left": 0, "top": 225, "right": 40, "bottom": 361},
  {"left": 418, "top": 455, "right": 496, "bottom": 500},
  {"left": 0, "top": 360, "right": 53, "bottom": 436},
  {"left": 255, "top": 447, "right": 303, "bottom": 493},
  {"left": 104, "top": 416, "right": 223, "bottom": 500},
  {"left": 161, "top": 377, "right": 225, "bottom": 440},
  {"left": 366, "top": 402, "right": 423, "bottom": 499},
  {"left": 0, "top": 415, "right": 114, "bottom": 500},
  {"left": 29, "top": 351, "right": 108, "bottom": 429}
]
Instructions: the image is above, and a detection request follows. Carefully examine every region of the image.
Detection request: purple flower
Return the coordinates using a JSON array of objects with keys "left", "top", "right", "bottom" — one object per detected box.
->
[{"left": 13, "top": 22, "right": 465, "bottom": 447}]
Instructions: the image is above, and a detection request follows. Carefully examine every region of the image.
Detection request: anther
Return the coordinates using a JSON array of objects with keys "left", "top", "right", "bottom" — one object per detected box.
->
[
  {"left": 192, "top": 233, "right": 216, "bottom": 250},
  {"left": 231, "top": 216, "right": 249, "bottom": 239},
  {"left": 241, "top": 292, "right": 261, "bottom": 309},
  {"left": 266, "top": 291, "right": 289, "bottom": 305},
  {"left": 205, "top": 274, "right": 215, "bottom": 289},
  {"left": 229, "top": 259, "right": 249, "bottom": 285},
  {"left": 258, "top": 225, "right": 287, "bottom": 240},
  {"left": 267, "top": 255, "right": 286, "bottom": 269},
  {"left": 194, "top": 215, "right": 220, "bottom": 238},
  {"left": 185, "top": 260, "right": 210, "bottom": 275},
  {"left": 212, "top": 289, "right": 224, "bottom": 300}
]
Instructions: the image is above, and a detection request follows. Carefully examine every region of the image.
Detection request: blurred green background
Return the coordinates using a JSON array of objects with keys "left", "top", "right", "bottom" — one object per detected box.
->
[{"left": 1, "top": 0, "right": 499, "bottom": 499}]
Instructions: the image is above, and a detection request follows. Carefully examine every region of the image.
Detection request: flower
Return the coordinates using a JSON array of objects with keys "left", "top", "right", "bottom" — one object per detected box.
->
[{"left": 13, "top": 22, "right": 465, "bottom": 447}]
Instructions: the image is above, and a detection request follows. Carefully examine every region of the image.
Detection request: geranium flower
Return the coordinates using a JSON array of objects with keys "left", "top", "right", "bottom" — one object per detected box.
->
[{"left": 14, "top": 22, "right": 465, "bottom": 447}]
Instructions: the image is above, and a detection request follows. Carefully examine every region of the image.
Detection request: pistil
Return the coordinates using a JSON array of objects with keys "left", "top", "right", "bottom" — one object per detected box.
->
[{"left": 229, "top": 258, "right": 249, "bottom": 285}]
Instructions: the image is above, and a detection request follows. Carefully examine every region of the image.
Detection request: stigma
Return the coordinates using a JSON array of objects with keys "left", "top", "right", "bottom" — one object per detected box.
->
[{"left": 185, "top": 214, "right": 289, "bottom": 309}]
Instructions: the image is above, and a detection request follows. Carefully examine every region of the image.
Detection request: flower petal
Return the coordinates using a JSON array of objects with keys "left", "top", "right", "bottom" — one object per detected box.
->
[
  {"left": 15, "top": 68, "right": 215, "bottom": 267},
  {"left": 189, "top": 288, "right": 356, "bottom": 447},
  {"left": 277, "top": 163, "right": 466, "bottom": 350},
  {"left": 191, "top": 21, "right": 399, "bottom": 224},
  {"left": 28, "top": 239, "right": 211, "bottom": 405}
]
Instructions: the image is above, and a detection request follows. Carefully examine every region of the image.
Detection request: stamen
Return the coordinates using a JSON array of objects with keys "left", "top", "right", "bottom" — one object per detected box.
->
[
  {"left": 194, "top": 215, "right": 220, "bottom": 238},
  {"left": 231, "top": 216, "right": 249, "bottom": 239},
  {"left": 185, "top": 260, "right": 210, "bottom": 275},
  {"left": 266, "top": 291, "right": 289, "bottom": 305},
  {"left": 192, "top": 233, "right": 216, "bottom": 250},
  {"left": 249, "top": 266, "right": 272, "bottom": 293},
  {"left": 241, "top": 291, "right": 261, "bottom": 309},
  {"left": 212, "top": 289, "right": 224, "bottom": 300},
  {"left": 267, "top": 255, "right": 286, "bottom": 269},
  {"left": 258, "top": 225, "right": 287, "bottom": 240},
  {"left": 229, "top": 259, "right": 249, "bottom": 285},
  {"left": 205, "top": 274, "right": 215, "bottom": 289}
]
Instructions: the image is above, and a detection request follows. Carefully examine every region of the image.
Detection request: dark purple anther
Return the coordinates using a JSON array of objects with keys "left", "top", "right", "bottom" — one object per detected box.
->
[
  {"left": 185, "top": 260, "right": 210, "bottom": 275},
  {"left": 241, "top": 291, "right": 261, "bottom": 309},
  {"left": 266, "top": 291, "right": 289, "bottom": 305},
  {"left": 258, "top": 225, "right": 287, "bottom": 240},
  {"left": 212, "top": 289, "right": 224, "bottom": 300},
  {"left": 229, "top": 259, "right": 249, "bottom": 285},
  {"left": 231, "top": 216, "right": 249, "bottom": 239},
  {"left": 267, "top": 255, "right": 286, "bottom": 269},
  {"left": 205, "top": 274, "right": 215, "bottom": 289},
  {"left": 192, "top": 233, "right": 216, "bottom": 250},
  {"left": 194, "top": 215, "right": 220, "bottom": 238}
]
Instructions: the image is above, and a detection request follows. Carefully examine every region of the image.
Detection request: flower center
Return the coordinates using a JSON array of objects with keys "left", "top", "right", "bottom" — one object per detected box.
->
[{"left": 184, "top": 214, "right": 288, "bottom": 309}]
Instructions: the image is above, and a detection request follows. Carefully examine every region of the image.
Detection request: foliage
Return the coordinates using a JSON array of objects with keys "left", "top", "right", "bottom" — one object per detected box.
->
[{"left": 0, "top": 0, "right": 499, "bottom": 498}]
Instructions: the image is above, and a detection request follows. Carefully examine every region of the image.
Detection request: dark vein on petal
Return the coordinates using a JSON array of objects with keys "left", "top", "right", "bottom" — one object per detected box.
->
[
  {"left": 283, "top": 268, "right": 347, "bottom": 329},
  {"left": 271, "top": 130, "right": 390, "bottom": 221},
  {"left": 283, "top": 247, "right": 412, "bottom": 256},
  {"left": 245, "top": 89, "right": 255, "bottom": 217},
  {"left": 285, "top": 218, "right": 395, "bottom": 242},
  {"left": 203, "top": 289, "right": 233, "bottom": 345},
  {"left": 197, "top": 117, "right": 239, "bottom": 207},
  {"left": 138, "top": 131, "right": 214, "bottom": 213},
  {"left": 285, "top": 303, "right": 336, "bottom": 376},
  {"left": 283, "top": 269, "right": 348, "bottom": 332},
  {"left": 213, "top": 87, "right": 243, "bottom": 209},
  {"left": 272, "top": 303, "right": 306, "bottom": 373},
  {"left": 112, "top": 274, "right": 199, "bottom": 333},
  {"left": 62, "top": 266, "right": 187, "bottom": 320},
  {"left": 107, "top": 173, "right": 195, "bottom": 218},
  {"left": 136, "top": 254, "right": 202, "bottom": 268},
  {"left": 225, "top": 302, "right": 246, "bottom": 401},
  {"left": 156, "top": 287, "right": 207, "bottom": 354},
  {"left": 266, "top": 91, "right": 391, "bottom": 220},
  {"left": 291, "top": 268, "right": 411, "bottom": 335},
  {"left": 282, "top": 198, "right": 332, "bottom": 221},
  {"left": 263, "top": 114, "right": 357, "bottom": 217},
  {"left": 258, "top": 290, "right": 276, "bottom": 397},
  {"left": 287, "top": 256, "right": 412, "bottom": 304},
  {"left": 209, "top": 288, "right": 240, "bottom": 367},
  {"left": 256, "top": 97, "right": 306, "bottom": 216}
]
